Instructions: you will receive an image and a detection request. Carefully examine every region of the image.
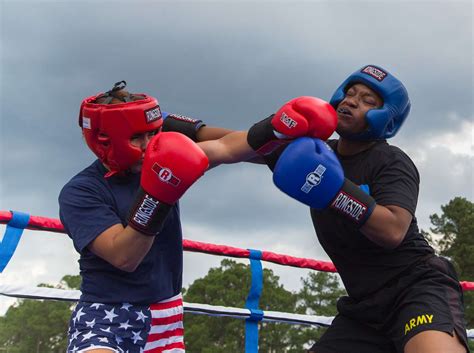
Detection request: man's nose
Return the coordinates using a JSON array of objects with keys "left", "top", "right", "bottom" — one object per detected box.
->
[
  {"left": 344, "top": 96, "right": 358, "bottom": 107},
  {"left": 140, "top": 136, "right": 152, "bottom": 151}
]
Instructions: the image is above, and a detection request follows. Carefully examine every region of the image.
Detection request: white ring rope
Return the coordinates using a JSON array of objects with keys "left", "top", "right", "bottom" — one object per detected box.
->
[
  {"left": 0, "top": 284, "right": 332, "bottom": 327},
  {"left": 0, "top": 284, "right": 472, "bottom": 339}
]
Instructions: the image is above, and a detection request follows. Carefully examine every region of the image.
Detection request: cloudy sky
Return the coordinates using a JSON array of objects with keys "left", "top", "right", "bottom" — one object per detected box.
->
[{"left": 0, "top": 1, "right": 472, "bottom": 315}]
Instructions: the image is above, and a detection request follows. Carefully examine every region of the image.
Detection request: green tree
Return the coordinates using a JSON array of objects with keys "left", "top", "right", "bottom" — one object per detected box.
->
[
  {"left": 286, "top": 272, "right": 346, "bottom": 351},
  {"left": 0, "top": 275, "right": 81, "bottom": 353},
  {"left": 183, "top": 259, "right": 300, "bottom": 352},
  {"left": 427, "top": 197, "right": 474, "bottom": 350},
  {"left": 60, "top": 275, "right": 82, "bottom": 290},
  {"left": 298, "top": 272, "right": 346, "bottom": 317},
  {"left": 183, "top": 259, "right": 348, "bottom": 352},
  {"left": 429, "top": 197, "right": 474, "bottom": 280}
]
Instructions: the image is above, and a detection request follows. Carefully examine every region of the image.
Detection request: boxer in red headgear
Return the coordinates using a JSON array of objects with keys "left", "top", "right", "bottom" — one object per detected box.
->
[
  {"left": 60, "top": 81, "right": 338, "bottom": 353},
  {"left": 79, "top": 81, "right": 164, "bottom": 176}
]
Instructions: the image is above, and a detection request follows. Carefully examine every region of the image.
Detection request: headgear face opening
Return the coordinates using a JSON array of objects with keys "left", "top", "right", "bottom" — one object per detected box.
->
[
  {"left": 79, "top": 82, "right": 163, "bottom": 174},
  {"left": 330, "top": 65, "right": 411, "bottom": 140}
]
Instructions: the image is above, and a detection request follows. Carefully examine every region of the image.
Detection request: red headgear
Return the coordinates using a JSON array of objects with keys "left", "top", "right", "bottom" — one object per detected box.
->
[{"left": 79, "top": 81, "right": 163, "bottom": 175}]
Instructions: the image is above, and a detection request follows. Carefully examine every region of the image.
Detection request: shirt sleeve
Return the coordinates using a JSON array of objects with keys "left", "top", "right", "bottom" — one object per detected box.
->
[
  {"left": 59, "top": 178, "right": 122, "bottom": 253},
  {"left": 371, "top": 147, "right": 420, "bottom": 215}
]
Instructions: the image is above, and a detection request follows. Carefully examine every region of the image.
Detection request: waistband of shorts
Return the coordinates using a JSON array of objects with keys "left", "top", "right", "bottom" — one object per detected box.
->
[
  {"left": 354, "top": 253, "right": 437, "bottom": 301},
  {"left": 78, "top": 292, "right": 183, "bottom": 307},
  {"left": 158, "top": 293, "right": 182, "bottom": 303}
]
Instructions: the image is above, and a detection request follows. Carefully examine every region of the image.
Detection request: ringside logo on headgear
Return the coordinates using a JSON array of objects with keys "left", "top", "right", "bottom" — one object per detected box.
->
[
  {"left": 361, "top": 65, "right": 387, "bottom": 82},
  {"left": 79, "top": 87, "right": 163, "bottom": 175},
  {"left": 145, "top": 106, "right": 162, "bottom": 124},
  {"left": 330, "top": 64, "right": 411, "bottom": 140}
]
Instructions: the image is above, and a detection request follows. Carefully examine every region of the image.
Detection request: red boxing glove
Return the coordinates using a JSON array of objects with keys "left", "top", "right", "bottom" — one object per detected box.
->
[
  {"left": 273, "top": 96, "right": 337, "bottom": 139},
  {"left": 128, "top": 132, "right": 209, "bottom": 236},
  {"left": 247, "top": 96, "right": 337, "bottom": 155}
]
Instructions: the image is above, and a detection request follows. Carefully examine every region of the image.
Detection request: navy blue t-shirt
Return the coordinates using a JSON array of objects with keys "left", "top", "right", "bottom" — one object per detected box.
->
[
  {"left": 59, "top": 112, "right": 197, "bottom": 304},
  {"left": 59, "top": 160, "right": 183, "bottom": 304}
]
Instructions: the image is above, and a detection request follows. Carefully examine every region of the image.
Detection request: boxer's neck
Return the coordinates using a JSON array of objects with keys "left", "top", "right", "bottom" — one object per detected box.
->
[{"left": 336, "top": 137, "right": 376, "bottom": 156}]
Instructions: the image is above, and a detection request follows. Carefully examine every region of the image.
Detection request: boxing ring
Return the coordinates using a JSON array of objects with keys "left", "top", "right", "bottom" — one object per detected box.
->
[{"left": 1, "top": 210, "right": 473, "bottom": 352}]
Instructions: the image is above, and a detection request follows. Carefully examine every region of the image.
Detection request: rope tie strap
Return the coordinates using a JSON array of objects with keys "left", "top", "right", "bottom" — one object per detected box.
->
[
  {"left": 0, "top": 211, "right": 30, "bottom": 272},
  {"left": 245, "top": 249, "right": 264, "bottom": 353}
]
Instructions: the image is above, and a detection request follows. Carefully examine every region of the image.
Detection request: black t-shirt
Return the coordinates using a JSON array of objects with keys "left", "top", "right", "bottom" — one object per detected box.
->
[{"left": 267, "top": 139, "right": 434, "bottom": 300}]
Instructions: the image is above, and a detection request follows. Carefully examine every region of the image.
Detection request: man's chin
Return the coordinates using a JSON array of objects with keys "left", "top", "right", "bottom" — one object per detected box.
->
[{"left": 336, "top": 127, "right": 351, "bottom": 138}]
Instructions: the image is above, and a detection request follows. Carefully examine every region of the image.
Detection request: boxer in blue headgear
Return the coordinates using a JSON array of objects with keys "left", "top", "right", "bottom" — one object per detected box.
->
[
  {"left": 263, "top": 65, "right": 470, "bottom": 353},
  {"left": 330, "top": 64, "right": 411, "bottom": 140}
]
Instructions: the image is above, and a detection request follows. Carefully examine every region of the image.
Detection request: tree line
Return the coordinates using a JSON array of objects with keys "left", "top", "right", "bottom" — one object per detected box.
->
[{"left": 0, "top": 197, "right": 472, "bottom": 352}]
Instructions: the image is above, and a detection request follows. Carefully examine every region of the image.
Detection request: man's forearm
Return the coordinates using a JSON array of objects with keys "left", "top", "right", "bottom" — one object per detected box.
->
[
  {"left": 198, "top": 131, "right": 257, "bottom": 168},
  {"left": 196, "top": 126, "right": 234, "bottom": 141}
]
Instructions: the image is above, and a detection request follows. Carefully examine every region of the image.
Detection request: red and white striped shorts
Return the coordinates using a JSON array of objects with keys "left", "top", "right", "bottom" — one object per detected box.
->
[{"left": 144, "top": 294, "right": 185, "bottom": 352}]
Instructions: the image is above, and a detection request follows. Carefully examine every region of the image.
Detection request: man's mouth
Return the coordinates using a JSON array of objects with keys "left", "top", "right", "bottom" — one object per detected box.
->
[{"left": 337, "top": 107, "right": 353, "bottom": 119}]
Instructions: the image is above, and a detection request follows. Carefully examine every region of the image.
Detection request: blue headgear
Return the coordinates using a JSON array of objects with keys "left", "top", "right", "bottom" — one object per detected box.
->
[{"left": 330, "top": 65, "right": 411, "bottom": 140}]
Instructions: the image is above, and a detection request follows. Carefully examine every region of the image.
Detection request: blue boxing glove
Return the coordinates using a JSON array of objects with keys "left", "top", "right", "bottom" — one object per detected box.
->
[{"left": 273, "top": 137, "right": 376, "bottom": 226}]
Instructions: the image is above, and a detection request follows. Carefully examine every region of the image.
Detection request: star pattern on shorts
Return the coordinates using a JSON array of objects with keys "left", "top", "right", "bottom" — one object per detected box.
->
[
  {"left": 120, "top": 320, "right": 133, "bottom": 330},
  {"left": 68, "top": 301, "right": 153, "bottom": 352},
  {"left": 121, "top": 302, "right": 132, "bottom": 311},
  {"left": 100, "top": 326, "right": 112, "bottom": 334},
  {"left": 70, "top": 329, "right": 80, "bottom": 341},
  {"left": 103, "top": 308, "right": 119, "bottom": 322},
  {"left": 85, "top": 318, "right": 96, "bottom": 328},
  {"left": 81, "top": 331, "right": 96, "bottom": 341},
  {"left": 131, "top": 330, "right": 143, "bottom": 344},
  {"left": 135, "top": 310, "right": 147, "bottom": 322},
  {"left": 73, "top": 307, "right": 86, "bottom": 324}
]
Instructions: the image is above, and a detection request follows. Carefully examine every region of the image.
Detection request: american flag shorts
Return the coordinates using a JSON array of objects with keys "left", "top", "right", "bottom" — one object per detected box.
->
[{"left": 67, "top": 293, "right": 185, "bottom": 353}]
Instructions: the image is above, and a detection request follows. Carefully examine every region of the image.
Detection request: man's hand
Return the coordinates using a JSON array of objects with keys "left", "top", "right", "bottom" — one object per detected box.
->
[
  {"left": 128, "top": 132, "right": 209, "bottom": 236},
  {"left": 247, "top": 96, "right": 337, "bottom": 155},
  {"left": 273, "top": 137, "right": 376, "bottom": 226}
]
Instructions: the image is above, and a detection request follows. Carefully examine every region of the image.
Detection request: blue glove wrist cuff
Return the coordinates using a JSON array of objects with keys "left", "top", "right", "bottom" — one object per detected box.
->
[{"left": 329, "top": 179, "right": 376, "bottom": 226}]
